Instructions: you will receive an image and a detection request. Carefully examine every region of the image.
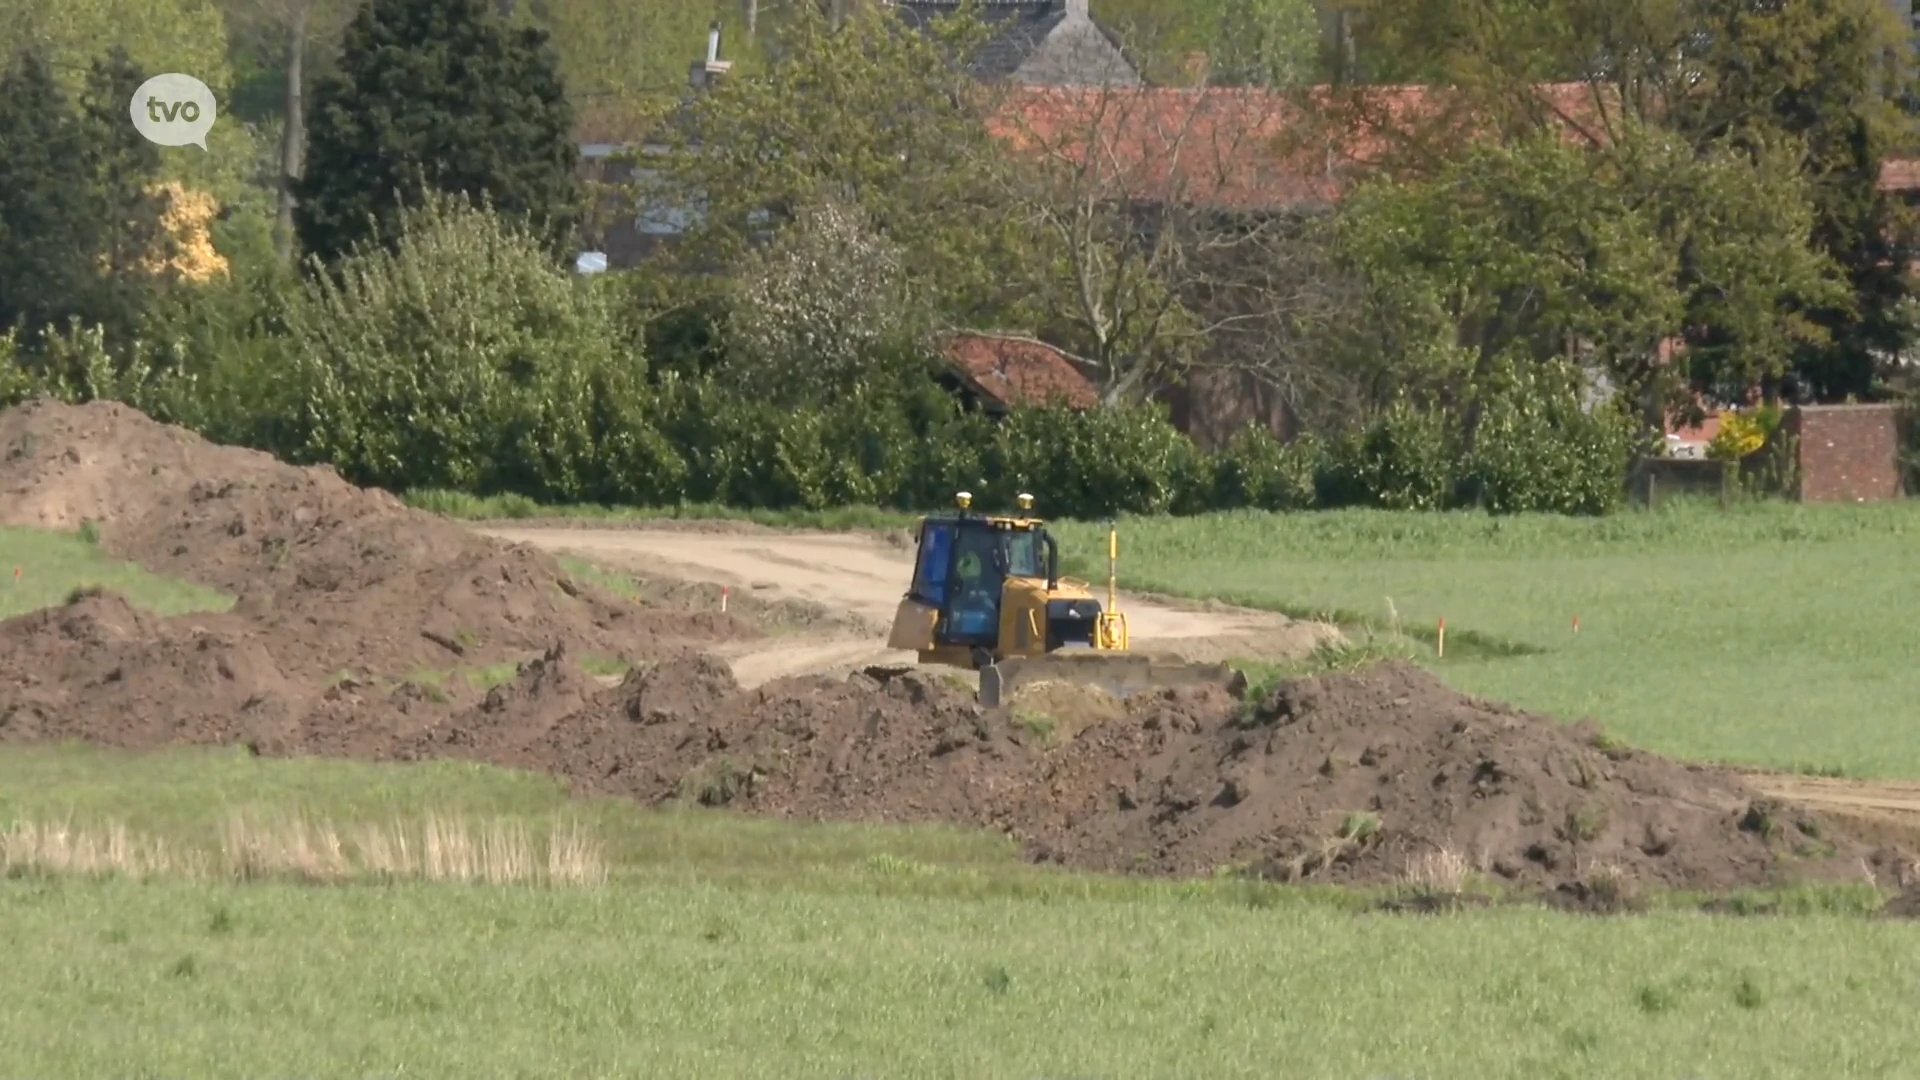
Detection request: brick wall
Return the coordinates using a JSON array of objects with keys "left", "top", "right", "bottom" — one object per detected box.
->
[{"left": 1782, "top": 404, "right": 1903, "bottom": 502}]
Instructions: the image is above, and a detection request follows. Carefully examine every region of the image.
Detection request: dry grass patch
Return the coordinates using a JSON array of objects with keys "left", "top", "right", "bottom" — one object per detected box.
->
[
  {"left": 1402, "top": 845, "right": 1473, "bottom": 895},
  {"left": 3, "top": 818, "right": 202, "bottom": 879},
  {"left": 3, "top": 814, "right": 606, "bottom": 886}
]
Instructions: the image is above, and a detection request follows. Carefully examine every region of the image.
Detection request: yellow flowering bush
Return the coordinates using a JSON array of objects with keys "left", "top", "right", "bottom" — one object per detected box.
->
[{"left": 1706, "top": 404, "right": 1781, "bottom": 461}]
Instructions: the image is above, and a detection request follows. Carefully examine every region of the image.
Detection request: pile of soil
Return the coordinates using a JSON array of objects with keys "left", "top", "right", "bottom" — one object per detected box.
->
[
  {"left": 393, "top": 657, "right": 1907, "bottom": 897},
  {"left": 0, "top": 399, "right": 760, "bottom": 748},
  {"left": 1, "top": 400, "right": 1910, "bottom": 899},
  {"left": 1006, "top": 663, "right": 1899, "bottom": 893}
]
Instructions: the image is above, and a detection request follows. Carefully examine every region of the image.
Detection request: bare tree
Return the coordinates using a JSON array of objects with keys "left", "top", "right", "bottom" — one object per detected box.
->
[{"left": 976, "top": 80, "right": 1365, "bottom": 432}]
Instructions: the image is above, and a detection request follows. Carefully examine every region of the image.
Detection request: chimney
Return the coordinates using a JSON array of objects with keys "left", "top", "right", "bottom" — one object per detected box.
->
[{"left": 689, "top": 21, "right": 733, "bottom": 90}]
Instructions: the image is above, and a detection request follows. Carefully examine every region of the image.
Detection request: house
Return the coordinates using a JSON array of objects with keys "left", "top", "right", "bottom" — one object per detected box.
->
[
  {"left": 574, "top": 4, "right": 1141, "bottom": 271},
  {"left": 572, "top": 23, "right": 735, "bottom": 271},
  {"left": 937, "top": 332, "right": 1100, "bottom": 412},
  {"left": 890, "top": 0, "right": 1139, "bottom": 87}
]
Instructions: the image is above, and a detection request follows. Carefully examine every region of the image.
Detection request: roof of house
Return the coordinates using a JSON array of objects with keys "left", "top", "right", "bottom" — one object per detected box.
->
[
  {"left": 1881, "top": 158, "right": 1920, "bottom": 191},
  {"left": 940, "top": 332, "right": 1099, "bottom": 409},
  {"left": 893, "top": 0, "right": 1137, "bottom": 85},
  {"left": 983, "top": 81, "right": 1613, "bottom": 210}
]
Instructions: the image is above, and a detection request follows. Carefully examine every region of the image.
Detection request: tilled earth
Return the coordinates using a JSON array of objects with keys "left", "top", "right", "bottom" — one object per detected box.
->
[{"left": 2, "top": 399, "right": 1916, "bottom": 903}]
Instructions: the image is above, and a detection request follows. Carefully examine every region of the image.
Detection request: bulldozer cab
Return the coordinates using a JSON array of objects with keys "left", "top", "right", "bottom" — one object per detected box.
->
[{"left": 906, "top": 511, "right": 1056, "bottom": 651}]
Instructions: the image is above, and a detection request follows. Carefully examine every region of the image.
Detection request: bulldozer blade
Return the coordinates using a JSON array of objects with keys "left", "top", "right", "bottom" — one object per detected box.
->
[{"left": 977, "top": 652, "right": 1249, "bottom": 709}]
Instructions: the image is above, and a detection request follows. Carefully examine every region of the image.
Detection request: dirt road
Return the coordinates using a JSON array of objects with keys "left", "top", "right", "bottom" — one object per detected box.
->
[
  {"left": 1741, "top": 774, "right": 1920, "bottom": 823},
  {"left": 477, "top": 524, "right": 1337, "bottom": 685}
]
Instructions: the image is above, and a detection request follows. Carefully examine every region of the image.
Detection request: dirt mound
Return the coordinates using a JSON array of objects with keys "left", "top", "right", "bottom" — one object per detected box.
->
[
  {"left": 1876, "top": 888, "right": 1920, "bottom": 919},
  {"left": 400, "top": 657, "right": 1904, "bottom": 896},
  {"left": 1002, "top": 663, "right": 1887, "bottom": 892},
  {"left": 521, "top": 665, "right": 1035, "bottom": 825},
  {"left": 0, "top": 400, "right": 762, "bottom": 757},
  {"left": 0, "top": 589, "right": 311, "bottom": 751},
  {"left": 398, "top": 644, "right": 605, "bottom": 762},
  {"left": 0, "top": 400, "right": 760, "bottom": 685}
]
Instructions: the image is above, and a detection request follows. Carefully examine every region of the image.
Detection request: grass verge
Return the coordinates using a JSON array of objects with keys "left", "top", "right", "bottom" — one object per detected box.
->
[{"left": 0, "top": 525, "right": 231, "bottom": 620}]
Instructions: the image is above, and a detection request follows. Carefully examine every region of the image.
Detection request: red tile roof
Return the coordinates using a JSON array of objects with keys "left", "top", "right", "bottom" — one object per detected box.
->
[
  {"left": 1880, "top": 159, "right": 1920, "bottom": 191},
  {"left": 940, "top": 332, "right": 1099, "bottom": 409},
  {"left": 983, "top": 82, "right": 1613, "bottom": 209}
]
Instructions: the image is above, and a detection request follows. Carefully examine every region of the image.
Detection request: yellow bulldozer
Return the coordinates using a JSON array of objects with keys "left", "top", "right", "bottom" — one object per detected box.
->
[{"left": 880, "top": 491, "right": 1247, "bottom": 707}]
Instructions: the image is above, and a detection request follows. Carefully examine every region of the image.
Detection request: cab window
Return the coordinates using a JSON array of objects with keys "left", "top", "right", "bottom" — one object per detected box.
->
[
  {"left": 910, "top": 522, "right": 953, "bottom": 605},
  {"left": 1003, "top": 529, "right": 1043, "bottom": 578}
]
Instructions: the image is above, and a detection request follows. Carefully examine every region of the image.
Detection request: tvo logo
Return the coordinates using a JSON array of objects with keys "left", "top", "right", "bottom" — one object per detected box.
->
[
  {"left": 129, "top": 73, "right": 217, "bottom": 150},
  {"left": 145, "top": 97, "right": 203, "bottom": 124}
]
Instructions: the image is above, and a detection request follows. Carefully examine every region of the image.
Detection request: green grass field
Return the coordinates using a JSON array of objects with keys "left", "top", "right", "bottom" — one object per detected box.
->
[
  {"left": 8, "top": 873, "right": 1920, "bottom": 1079},
  {"left": 2, "top": 743, "right": 1917, "bottom": 1079},
  {"left": 1047, "top": 499, "right": 1920, "bottom": 778}
]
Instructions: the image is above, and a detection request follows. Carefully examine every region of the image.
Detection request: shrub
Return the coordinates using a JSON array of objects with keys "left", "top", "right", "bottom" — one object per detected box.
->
[
  {"left": 1212, "top": 425, "right": 1319, "bottom": 511},
  {"left": 1315, "top": 400, "right": 1460, "bottom": 510},
  {"left": 1462, "top": 360, "right": 1636, "bottom": 515},
  {"left": 985, "top": 400, "right": 1198, "bottom": 518},
  {"left": 1706, "top": 404, "right": 1782, "bottom": 462},
  {"left": 283, "top": 194, "right": 670, "bottom": 502}
]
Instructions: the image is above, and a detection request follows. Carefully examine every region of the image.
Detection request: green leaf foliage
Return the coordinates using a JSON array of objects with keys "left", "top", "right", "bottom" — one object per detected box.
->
[
  {"left": 0, "top": 46, "right": 177, "bottom": 348},
  {"left": 1331, "top": 127, "right": 1843, "bottom": 411},
  {"left": 283, "top": 192, "right": 674, "bottom": 502},
  {"left": 652, "top": 2, "right": 1036, "bottom": 327},
  {"left": 293, "top": 0, "right": 581, "bottom": 264},
  {"left": 1342, "top": 0, "right": 1919, "bottom": 399}
]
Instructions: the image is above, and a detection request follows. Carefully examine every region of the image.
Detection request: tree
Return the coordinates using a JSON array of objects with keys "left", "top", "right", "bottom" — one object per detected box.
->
[
  {"left": 1328, "top": 127, "right": 1846, "bottom": 429},
  {"left": 0, "top": 49, "right": 107, "bottom": 338},
  {"left": 1332, "top": 0, "right": 1920, "bottom": 400},
  {"left": 1206, "top": 0, "right": 1322, "bottom": 87},
  {"left": 214, "top": 0, "right": 358, "bottom": 264},
  {"left": 80, "top": 46, "right": 179, "bottom": 331},
  {"left": 0, "top": 0, "right": 230, "bottom": 99},
  {"left": 651, "top": 3, "right": 1036, "bottom": 328},
  {"left": 0, "top": 45, "right": 193, "bottom": 377},
  {"left": 524, "top": 0, "right": 740, "bottom": 105},
  {"left": 982, "top": 82, "right": 1357, "bottom": 412},
  {"left": 294, "top": 0, "right": 581, "bottom": 264},
  {"left": 721, "top": 200, "right": 925, "bottom": 407}
]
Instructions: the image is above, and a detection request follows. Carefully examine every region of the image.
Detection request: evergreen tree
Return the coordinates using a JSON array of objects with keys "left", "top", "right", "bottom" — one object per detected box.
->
[
  {"left": 0, "top": 48, "right": 110, "bottom": 339},
  {"left": 293, "top": 0, "right": 580, "bottom": 264},
  {"left": 79, "top": 46, "right": 174, "bottom": 339}
]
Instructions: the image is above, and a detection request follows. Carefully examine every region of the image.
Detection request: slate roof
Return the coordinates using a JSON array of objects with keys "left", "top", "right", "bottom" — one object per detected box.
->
[{"left": 892, "top": 0, "right": 1137, "bottom": 85}]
